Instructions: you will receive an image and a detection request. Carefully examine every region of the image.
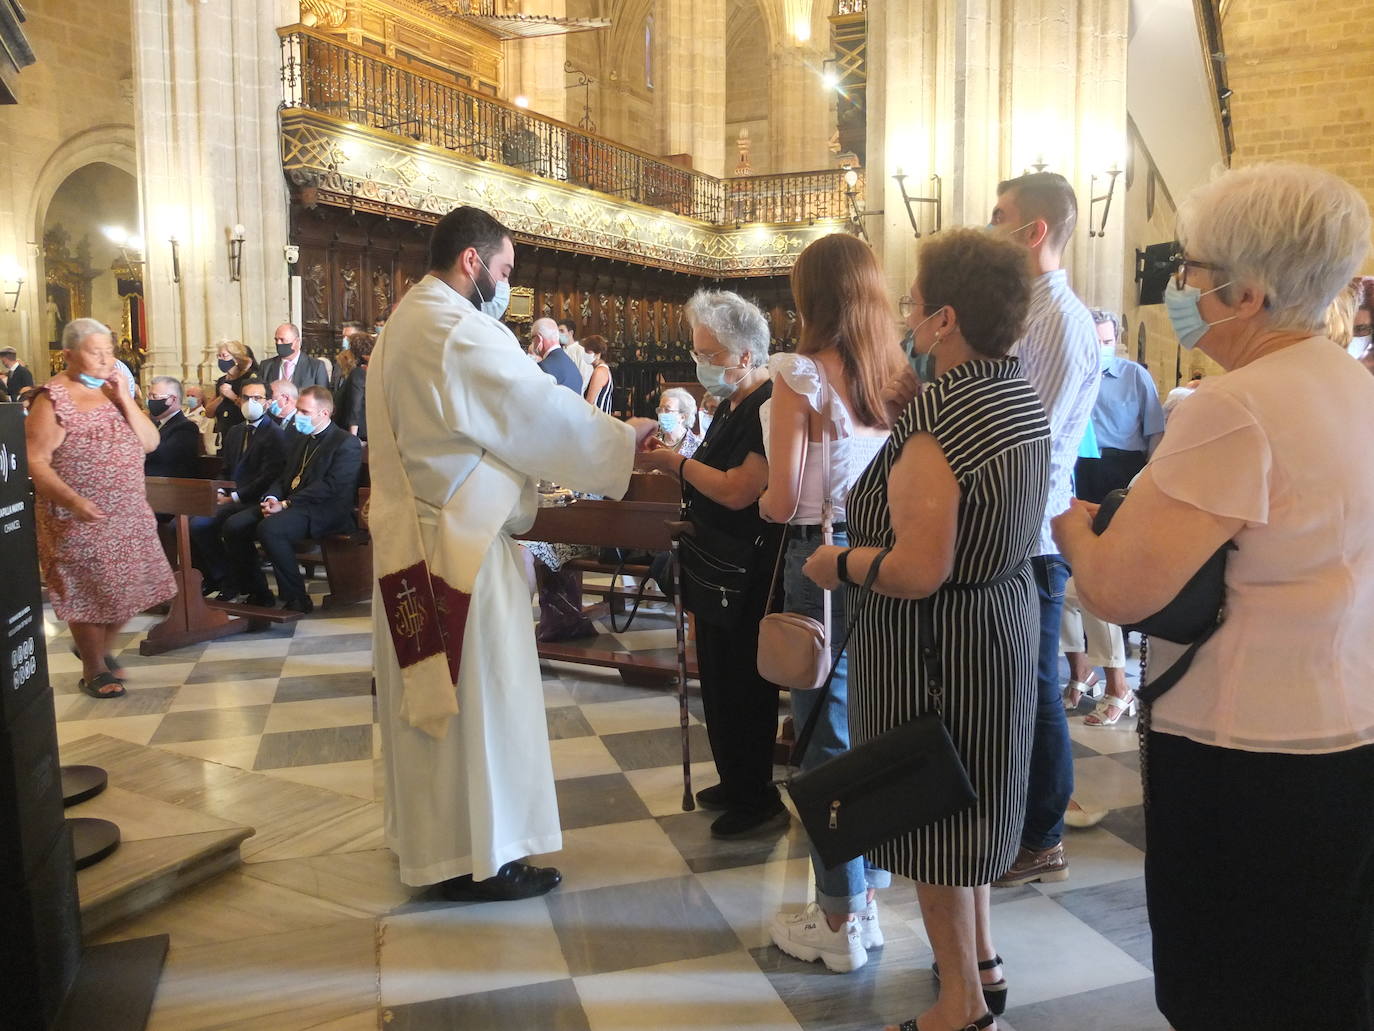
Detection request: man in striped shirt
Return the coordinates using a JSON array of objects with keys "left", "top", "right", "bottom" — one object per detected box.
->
[{"left": 988, "top": 173, "right": 1101, "bottom": 888}]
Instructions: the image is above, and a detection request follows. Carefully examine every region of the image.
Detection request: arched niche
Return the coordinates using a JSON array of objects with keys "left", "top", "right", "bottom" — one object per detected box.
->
[{"left": 40, "top": 162, "right": 143, "bottom": 378}]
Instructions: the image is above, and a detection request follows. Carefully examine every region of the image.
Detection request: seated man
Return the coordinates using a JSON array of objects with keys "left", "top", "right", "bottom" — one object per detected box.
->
[
  {"left": 219, "top": 386, "right": 362, "bottom": 612},
  {"left": 267, "top": 378, "right": 300, "bottom": 430},
  {"left": 191, "top": 381, "right": 286, "bottom": 594},
  {"left": 144, "top": 376, "right": 202, "bottom": 478}
]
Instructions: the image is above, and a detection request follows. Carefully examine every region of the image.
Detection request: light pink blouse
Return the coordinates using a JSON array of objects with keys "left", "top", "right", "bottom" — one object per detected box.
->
[{"left": 1148, "top": 336, "right": 1374, "bottom": 754}]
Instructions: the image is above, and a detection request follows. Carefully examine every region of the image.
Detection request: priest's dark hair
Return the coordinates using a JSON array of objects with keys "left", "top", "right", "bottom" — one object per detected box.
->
[{"left": 428, "top": 206, "right": 512, "bottom": 273}]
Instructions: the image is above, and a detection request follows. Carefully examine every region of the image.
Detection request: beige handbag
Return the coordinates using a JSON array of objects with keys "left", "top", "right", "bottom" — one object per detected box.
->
[{"left": 757, "top": 363, "right": 834, "bottom": 691}]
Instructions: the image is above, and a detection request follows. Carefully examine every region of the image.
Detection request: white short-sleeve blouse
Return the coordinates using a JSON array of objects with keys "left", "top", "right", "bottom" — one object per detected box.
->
[{"left": 1147, "top": 336, "right": 1374, "bottom": 754}]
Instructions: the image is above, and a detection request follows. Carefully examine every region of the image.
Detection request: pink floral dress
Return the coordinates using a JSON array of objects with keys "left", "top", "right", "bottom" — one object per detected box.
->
[{"left": 35, "top": 380, "right": 177, "bottom": 624}]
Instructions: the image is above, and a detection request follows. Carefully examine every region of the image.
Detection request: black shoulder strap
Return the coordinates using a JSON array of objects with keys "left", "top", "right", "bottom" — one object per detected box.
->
[
  {"left": 791, "top": 546, "right": 891, "bottom": 765},
  {"left": 1136, "top": 622, "right": 1220, "bottom": 705}
]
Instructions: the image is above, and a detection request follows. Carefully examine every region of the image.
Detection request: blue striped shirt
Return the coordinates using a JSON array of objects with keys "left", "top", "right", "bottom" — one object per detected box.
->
[{"left": 1012, "top": 270, "right": 1100, "bottom": 556}]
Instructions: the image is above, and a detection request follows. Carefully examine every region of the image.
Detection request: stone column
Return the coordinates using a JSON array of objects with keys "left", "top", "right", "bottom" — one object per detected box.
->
[
  {"left": 131, "top": 0, "right": 293, "bottom": 386},
  {"left": 654, "top": 0, "right": 726, "bottom": 177},
  {"left": 867, "top": 0, "right": 1128, "bottom": 313},
  {"left": 769, "top": 41, "right": 834, "bottom": 174},
  {"left": 502, "top": 0, "right": 568, "bottom": 124}
]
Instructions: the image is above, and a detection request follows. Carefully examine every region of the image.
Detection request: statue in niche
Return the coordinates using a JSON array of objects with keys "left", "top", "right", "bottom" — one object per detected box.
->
[
  {"left": 372, "top": 267, "right": 391, "bottom": 319},
  {"left": 304, "top": 264, "right": 326, "bottom": 322},
  {"left": 628, "top": 298, "right": 640, "bottom": 344},
  {"left": 341, "top": 266, "right": 359, "bottom": 321},
  {"left": 46, "top": 298, "right": 61, "bottom": 345},
  {"left": 580, "top": 292, "right": 592, "bottom": 324}
]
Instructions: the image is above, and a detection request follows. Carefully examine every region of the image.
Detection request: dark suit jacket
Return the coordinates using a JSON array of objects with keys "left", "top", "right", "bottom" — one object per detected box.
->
[
  {"left": 265, "top": 422, "right": 363, "bottom": 536},
  {"left": 4, "top": 363, "right": 34, "bottom": 401},
  {"left": 260, "top": 352, "right": 329, "bottom": 393},
  {"left": 219, "top": 417, "right": 286, "bottom": 506},
  {"left": 145, "top": 410, "right": 203, "bottom": 478},
  {"left": 539, "top": 347, "right": 582, "bottom": 395}
]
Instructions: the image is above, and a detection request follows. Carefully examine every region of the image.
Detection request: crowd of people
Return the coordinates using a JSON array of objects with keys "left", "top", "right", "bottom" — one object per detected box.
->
[{"left": 10, "top": 159, "right": 1374, "bottom": 1031}]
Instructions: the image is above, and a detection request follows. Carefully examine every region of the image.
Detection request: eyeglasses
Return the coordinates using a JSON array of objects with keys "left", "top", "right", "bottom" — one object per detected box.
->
[
  {"left": 1174, "top": 257, "right": 1224, "bottom": 291},
  {"left": 898, "top": 296, "right": 916, "bottom": 318}
]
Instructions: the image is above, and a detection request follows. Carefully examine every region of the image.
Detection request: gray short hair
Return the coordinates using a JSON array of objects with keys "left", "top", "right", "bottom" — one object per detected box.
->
[
  {"left": 658, "top": 386, "right": 698, "bottom": 426},
  {"left": 1177, "top": 163, "right": 1372, "bottom": 333},
  {"left": 1089, "top": 308, "right": 1122, "bottom": 339},
  {"left": 61, "top": 317, "right": 113, "bottom": 351},
  {"left": 683, "top": 290, "right": 770, "bottom": 367},
  {"left": 150, "top": 376, "right": 183, "bottom": 399},
  {"left": 271, "top": 379, "right": 299, "bottom": 399}
]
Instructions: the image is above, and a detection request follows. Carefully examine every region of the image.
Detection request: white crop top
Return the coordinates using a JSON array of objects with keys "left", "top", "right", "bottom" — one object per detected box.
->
[{"left": 760, "top": 352, "right": 888, "bottom": 525}]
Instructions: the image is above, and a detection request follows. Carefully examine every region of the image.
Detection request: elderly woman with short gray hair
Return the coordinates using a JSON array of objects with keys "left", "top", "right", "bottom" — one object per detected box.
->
[
  {"left": 1053, "top": 163, "right": 1374, "bottom": 1030},
  {"left": 654, "top": 386, "right": 701, "bottom": 457},
  {"left": 27, "top": 319, "right": 176, "bottom": 699},
  {"left": 636, "top": 289, "right": 786, "bottom": 838}
]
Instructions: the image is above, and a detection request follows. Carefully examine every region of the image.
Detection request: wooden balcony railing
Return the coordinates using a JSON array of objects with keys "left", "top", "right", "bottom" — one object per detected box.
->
[{"left": 280, "top": 26, "right": 858, "bottom": 228}]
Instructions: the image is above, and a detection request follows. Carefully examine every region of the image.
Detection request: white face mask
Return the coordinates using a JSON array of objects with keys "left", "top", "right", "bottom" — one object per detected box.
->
[{"left": 1348, "top": 335, "right": 1371, "bottom": 359}]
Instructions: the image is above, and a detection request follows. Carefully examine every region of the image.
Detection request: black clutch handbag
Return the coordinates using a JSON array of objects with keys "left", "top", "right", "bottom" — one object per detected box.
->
[
  {"left": 785, "top": 550, "right": 978, "bottom": 870},
  {"left": 677, "top": 515, "right": 758, "bottom": 626},
  {"left": 1092, "top": 487, "right": 1235, "bottom": 702}
]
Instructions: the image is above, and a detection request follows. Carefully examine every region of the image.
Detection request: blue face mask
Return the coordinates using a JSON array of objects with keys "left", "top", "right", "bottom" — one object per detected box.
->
[
  {"left": 657, "top": 411, "right": 681, "bottom": 435},
  {"left": 695, "top": 357, "right": 741, "bottom": 399},
  {"left": 475, "top": 255, "right": 511, "bottom": 320},
  {"left": 293, "top": 412, "right": 316, "bottom": 435},
  {"left": 268, "top": 399, "right": 283, "bottom": 417},
  {"left": 903, "top": 309, "right": 943, "bottom": 384},
  {"left": 77, "top": 372, "right": 106, "bottom": 390},
  {"left": 1164, "top": 277, "right": 1235, "bottom": 350}
]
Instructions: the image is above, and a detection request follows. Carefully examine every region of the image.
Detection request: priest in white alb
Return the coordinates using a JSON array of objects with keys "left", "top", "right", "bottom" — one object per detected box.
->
[{"left": 367, "top": 206, "right": 654, "bottom": 902}]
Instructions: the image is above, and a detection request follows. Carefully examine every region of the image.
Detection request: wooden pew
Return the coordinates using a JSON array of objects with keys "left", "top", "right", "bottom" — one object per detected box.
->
[
  {"left": 142, "top": 476, "right": 303, "bottom": 656},
  {"left": 516, "top": 497, "right": 695, "bottom": 685}
]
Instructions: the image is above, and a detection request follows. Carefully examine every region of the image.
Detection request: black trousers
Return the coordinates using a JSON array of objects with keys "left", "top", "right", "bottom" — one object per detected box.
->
[
  {"left": 693, "top": 607, "right": 781, "bottom": 812},
  {"left": 221, "top": 505, "right": 315, "bottom": 603},
  {"left": 1145, "top": 730, "right": 1374, "bottom": 1030},
  {"left": 190, "top": 502, "right": 252, "bottom": 586},
  {"left": 1074, "top": 447, "right": 1147, "bottom": 504}
]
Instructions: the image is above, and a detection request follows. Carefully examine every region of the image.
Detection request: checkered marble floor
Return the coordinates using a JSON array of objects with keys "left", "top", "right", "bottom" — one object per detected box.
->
[{"left": 50, "top": 583, "right": 1165, "bottom": 1031}]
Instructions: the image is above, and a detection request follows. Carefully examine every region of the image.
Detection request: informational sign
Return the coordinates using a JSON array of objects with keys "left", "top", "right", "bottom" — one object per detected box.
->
[{"left": 0, "top": 404, "right": 48, "bottom": 726}]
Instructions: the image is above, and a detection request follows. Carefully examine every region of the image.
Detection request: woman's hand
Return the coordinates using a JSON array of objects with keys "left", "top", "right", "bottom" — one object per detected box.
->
[
  {"left": 634, "top": 441, "right": 680, "bottom": 474},
  {"left": 69, "top": 496, "right": 107, "bottom": 523},
  {"left": 102, "top": 366, "right": 132, "bottom": 407},
  {"left": 219, "top": 381, "right": 237, "bottom": 400},
  {"left": 803, "top": 544, "right": 846, "bottom": 590},
  {"left": 1050, "top": 499, "right": 1099, "bottom": 560},
  {"left": 880, "top": 366, "right": 920, "bottom": 426}
]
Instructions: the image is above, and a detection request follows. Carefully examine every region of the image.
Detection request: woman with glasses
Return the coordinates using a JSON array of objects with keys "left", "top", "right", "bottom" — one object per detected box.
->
[
  {"left": 806, "top": 229, "right": 1048, "bottom": 1031},
  {"left": 758, "top": 233, "right": 904, "bottom": 973},
  {"left": 635, "top": 290, "right": 786, "bottom": 839},
  {"left": 1053, "top": 163, "right": 1374, "bottom": 1031}
]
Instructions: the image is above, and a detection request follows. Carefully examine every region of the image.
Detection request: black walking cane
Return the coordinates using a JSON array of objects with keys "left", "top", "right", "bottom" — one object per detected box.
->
[{"left": 667, "top": 522, "right": 695, "bottom": 812}]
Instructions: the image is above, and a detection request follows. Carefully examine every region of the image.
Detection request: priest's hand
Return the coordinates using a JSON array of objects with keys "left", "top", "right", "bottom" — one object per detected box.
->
[
  {"left": 261, "top": 497, "right": 285, "bottom": 515},
  {"left": 626, "top": 417, "right": 658, "bottom": 449}
]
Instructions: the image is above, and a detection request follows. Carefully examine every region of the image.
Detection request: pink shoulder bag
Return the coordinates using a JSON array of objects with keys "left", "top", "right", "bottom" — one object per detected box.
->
[{"left": 757, "top": 362, "right": 834, "bottom": 691}]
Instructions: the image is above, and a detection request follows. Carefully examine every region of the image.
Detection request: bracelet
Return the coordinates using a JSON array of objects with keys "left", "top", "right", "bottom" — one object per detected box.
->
[
  {"left": 836, "top": 548, "right": 855, "bottom": 585},
  {"left": 678, "top": 456, "right": 690, "bottom": 481}
]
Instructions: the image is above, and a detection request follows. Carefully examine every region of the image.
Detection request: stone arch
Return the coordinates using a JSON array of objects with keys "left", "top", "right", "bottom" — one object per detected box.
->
[{"left": 26, "top": 125, "right": 137, "bottom": 250}]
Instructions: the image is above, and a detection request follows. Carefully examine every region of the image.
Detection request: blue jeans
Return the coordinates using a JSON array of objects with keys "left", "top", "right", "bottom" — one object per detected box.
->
[
  {"left": 784, "top": 531, "right": 891, "bottom": 916},
  {"left": 1021, "top": 554, "right": 1074, "bottom": 850}
]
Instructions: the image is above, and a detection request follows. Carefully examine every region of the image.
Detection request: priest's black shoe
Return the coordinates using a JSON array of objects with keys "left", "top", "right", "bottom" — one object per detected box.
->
[
  {"left": 280, "top": 594, "right": 314, "bottom": 614},
  {"left": 437, "top": 861, "right": 562, "bottom": 903}
]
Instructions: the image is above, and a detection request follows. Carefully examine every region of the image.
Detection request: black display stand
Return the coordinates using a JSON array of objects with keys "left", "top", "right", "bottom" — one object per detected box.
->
[{"left": 0, "top": 404, "right": 167, "bottom": 1029}]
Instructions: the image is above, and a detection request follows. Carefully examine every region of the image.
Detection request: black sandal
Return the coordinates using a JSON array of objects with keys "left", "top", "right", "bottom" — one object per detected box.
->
[
  {"left": 897, "top": 1014, "right": 995, "bottom": 1031},
  {"left": 70, "top": 646, "right": 124, "bottom": 678},
  {"left": 78, "top": 672, "right": 126, "bottom": 699},
  {"left": 932, "top": 955, "right": 1007, "bottom": 1015}
]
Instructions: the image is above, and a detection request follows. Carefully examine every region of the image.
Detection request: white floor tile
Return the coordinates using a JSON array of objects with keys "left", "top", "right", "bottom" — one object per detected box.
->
[
  {"left": 695, "top": 856, "right": 814, "bottom": 951},
  {"left": 580, "top": 696, "right": 701, "bottom": 736},
  {"left": 549, "top": 734, "right": 624, "bottom": 781},
  {"left": 531, "top": 819, "right": 692, "bottom": 894}
]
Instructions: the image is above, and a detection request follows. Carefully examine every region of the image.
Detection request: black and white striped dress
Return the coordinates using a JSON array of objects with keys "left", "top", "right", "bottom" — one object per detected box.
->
[
  {"left": 847, "top": 358, "right": 1051, "bottom": 885},
  {"left": 590, "top": 363, "right": 614, "bottom": 414}
]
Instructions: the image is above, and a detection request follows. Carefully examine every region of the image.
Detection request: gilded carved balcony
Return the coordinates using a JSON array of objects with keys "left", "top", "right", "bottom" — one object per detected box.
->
[{"left": 278, "top": 26, "right": 864, "bottom": 276}]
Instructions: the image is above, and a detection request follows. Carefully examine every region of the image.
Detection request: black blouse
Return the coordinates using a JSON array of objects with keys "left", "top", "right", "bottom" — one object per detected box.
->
[{"left": 683, "top": 379, "right": 774, "bottom": 544}]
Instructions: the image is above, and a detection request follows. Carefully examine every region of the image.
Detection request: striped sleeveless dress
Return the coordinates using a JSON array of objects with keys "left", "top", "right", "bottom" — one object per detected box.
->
[
  {"left": 590, "top": 362, "right": 614, "bottom": 413},
  {"left": 845, "top": 357, "right": 1051, "bottom": 885}
]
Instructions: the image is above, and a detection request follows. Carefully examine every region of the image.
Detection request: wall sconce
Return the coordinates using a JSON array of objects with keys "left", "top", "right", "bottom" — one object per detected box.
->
[
  {"left": 103, "top": 225, "right": 145, "bottom": 274},
  {"left": 892, "top": 169, "right": 942, "bottom": 238},
  {"left": 0, "top": 257, "right": 23, "bottom": 313},
  {"left": 841, "top": 166, "right": 881, "bottom": 242},
  {"left": 229, "top": 224, "right": 246, "bottom": 282},
  {"left": 168, "top": 236, "right": 181, "bottom": 284},
  {"left": 1089, "top": 163, "right": 1122, "bottom": 238}
]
